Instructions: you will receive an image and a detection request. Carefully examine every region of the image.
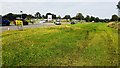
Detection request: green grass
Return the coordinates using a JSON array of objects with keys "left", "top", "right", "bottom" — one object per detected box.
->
[{"left": 2, "top": 23, "right": 118, "bottom": 66}]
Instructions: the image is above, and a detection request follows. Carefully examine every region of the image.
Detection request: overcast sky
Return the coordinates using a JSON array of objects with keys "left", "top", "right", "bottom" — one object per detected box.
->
[
  {"left": 0, "top": 0, "right": 119, "bottom": 19},
  {"left": 1, "top": 0, "right": 119, "bottom": 2}
]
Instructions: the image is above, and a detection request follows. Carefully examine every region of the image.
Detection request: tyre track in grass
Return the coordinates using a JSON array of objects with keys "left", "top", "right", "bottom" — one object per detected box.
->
[{"left": 103, "top": 29, "right": 118, "bottom": 65}]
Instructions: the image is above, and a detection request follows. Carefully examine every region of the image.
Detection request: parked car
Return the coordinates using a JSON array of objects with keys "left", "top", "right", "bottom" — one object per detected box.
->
[
  {"left": 14, "top": 19, "right": 28, "bottom": 25},
  {"left": 40, "top": 20, "right": 46, "bottom": 23},
  {"left": 0, "top": 19, "right": 10, "bottom": 26},
  {"left": 54, "top": 21, "right": 61, "bottom": 25},
  {"left": 0, "top": 17, "right": 1, "bottom": 26},
  {"left": 70, "top": 21, "right": 76, "bottom": 24}
]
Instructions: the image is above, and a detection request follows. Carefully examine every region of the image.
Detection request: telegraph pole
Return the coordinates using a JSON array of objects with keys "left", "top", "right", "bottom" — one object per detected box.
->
[
  {"left": 117, "top": 1, "right": 120, "bottom": 17},
  {"left": 20, "top": 11, "right": 23, "bottom": 19}
]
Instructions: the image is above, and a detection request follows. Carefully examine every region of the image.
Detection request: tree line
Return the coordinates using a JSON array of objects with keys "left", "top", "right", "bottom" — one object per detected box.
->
[
  {"left": 1, "top": 1, "right": 120, "bottom": 23},
  {"left": 1, "top": 1, "right": 120, "bottom": 22},
  {"left": 1, "top": 12, "right": 119, "bottom": 22}
]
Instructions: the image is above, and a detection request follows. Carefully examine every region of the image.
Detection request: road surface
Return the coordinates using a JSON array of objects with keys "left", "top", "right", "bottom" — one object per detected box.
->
[{"left": 0, "top": 23, "right": 55, "bottom": 32}]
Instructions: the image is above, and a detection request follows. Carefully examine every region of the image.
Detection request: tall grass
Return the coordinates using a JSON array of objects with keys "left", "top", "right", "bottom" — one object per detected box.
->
[{"left": 2, "top": 23, "right": 118, "bottom": 66}]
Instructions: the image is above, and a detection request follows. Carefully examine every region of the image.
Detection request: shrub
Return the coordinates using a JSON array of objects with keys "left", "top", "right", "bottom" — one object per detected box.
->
[
  {"left": 117, "top": 22, "right": 120, "bottom": 30},
  {"left": 80, "top": 20, "right": 86, "bottom": 23},
  {"left": 107, "top": 22, "right": 118, "bottom": 29},
  {"left": 61, "top": 19, "right": 71, "bottom": 22}
]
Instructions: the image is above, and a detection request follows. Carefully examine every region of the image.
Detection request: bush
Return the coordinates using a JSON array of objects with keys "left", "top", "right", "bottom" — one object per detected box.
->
[
  {"left": 117, "top": 22, "right": 120, "bottom": 30},
  {"left": 79, "top": 20, "right": 86, "bottom": 23},
  {"left": 107, "top": 22, "right": 118, "bottom": 29},
  {"left": 61, "top": 19, "right": 71, "bottom": 22}
]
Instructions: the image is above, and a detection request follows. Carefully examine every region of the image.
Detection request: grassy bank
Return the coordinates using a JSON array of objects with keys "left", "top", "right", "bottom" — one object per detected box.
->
[{"left": 2, "top": 23, "right": 118, "bottom": 66}]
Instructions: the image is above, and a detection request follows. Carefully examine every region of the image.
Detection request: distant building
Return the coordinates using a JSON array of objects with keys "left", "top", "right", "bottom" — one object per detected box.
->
[{"left": 47, "top": 15, "right": 52, "bottom": 21}]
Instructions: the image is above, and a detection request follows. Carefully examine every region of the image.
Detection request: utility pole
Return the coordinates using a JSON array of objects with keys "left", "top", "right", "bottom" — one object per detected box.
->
[
  {"left": 117, "top": 1, "right": 120, "bottom": 17},
  {"left": 20, "top": 11, "right": 23, "bottom": 19}
]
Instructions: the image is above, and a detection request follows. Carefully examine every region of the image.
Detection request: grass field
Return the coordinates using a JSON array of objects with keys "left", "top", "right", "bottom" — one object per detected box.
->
[{"left": 2, "top": 23, "right": 118, "bottom": 66}]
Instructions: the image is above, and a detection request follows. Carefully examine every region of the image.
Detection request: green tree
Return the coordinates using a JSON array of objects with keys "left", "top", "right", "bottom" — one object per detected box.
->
[
  {"left": 63, "top": 15, "right": 71, "bottom": 22},
  {"left": 85, "top": 15, "right": 90, "bottom": 22},
  {"left": 52, "top": 14, "right": 57, "bottom": 19},
  {"left": 35, "top": 12, "right": 41, "bottom": 19},
  {"left": 75, "top": 13, "right": 84, "bottom": 20},
  {"left": 22, "top": 14, "right": 27, "bottom": 19},
  {"left": 95, "top": 17, "right": 100, "bottom": 22},
  {"left": 63, "top": 15, "right": 71, "bottom": 19},
  {"left": 57, "top": 15, "right": 61, "bottom": 19},
  {"left": 26, "top": 14, "right": 34, "bottom": 20},
  {"left": 90, "top": 16, "right": 95, "bottom": 22},
  {"left": 2, "top": 13, "right": 16, "bottom": 21},
  {"left": 26, "top": 15, "right": 31, "bottom": 20},
  {"left": 111, "top": 14, "right": 119, "bottom": 21},
  {"left": 42, "top": 15, "right": 45, "bottom": 19}
]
